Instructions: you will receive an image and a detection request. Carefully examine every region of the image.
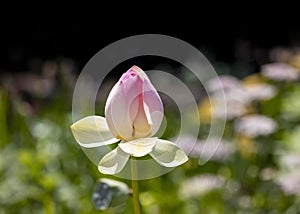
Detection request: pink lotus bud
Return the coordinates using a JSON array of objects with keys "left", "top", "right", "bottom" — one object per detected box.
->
[{"left": 105, "top": 66, "right": 163, "bottom": 141}]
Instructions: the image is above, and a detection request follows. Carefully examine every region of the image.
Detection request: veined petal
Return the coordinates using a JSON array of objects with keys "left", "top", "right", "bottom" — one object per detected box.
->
[
  {"left": 150, "top": 139, "right": 188, "bottom": 167},
  {"left": 70, "top": 116, "right": 119, "bottom": 148},
  {"left": 105, "top": 81, "right": 129, "bottom": 139},
  {"left": 142, "top": 74, "right": 164, "bottom": 135},
  {"left": 118, "top": 137, "right": 158, "bottom": 157},
  {"left": 98, "top": 147, "right": 130, "bottom": 174}
]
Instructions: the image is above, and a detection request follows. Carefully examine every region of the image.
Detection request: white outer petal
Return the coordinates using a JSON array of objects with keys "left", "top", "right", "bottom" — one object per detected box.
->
[
  {"left": 105, "top": 82, "right": 128, "bottom": 138},
  {"left": 118, "top": 137, "right": 158, "bottom": 157},
  {"left": 70, "top": 116, "right": 119, "bottom": 148},
  {"left": 150, "top": 139, "right": 188, "bottom": 167},
  {"left": 98, "top": 147, "right": 130, "bottom": 174},
  {"left": 105, "top": 77, "right": 140, "bottom": 140}
]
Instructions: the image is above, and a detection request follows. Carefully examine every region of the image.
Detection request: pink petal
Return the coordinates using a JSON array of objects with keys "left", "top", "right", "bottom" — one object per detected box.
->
[{"left": 143, "top": 74, "right": 164, "bottom": 135}]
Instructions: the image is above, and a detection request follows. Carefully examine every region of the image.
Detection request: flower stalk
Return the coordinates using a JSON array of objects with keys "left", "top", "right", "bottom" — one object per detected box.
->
[{"left": 131, "top": 158, "right": 141, "bottom": 214}]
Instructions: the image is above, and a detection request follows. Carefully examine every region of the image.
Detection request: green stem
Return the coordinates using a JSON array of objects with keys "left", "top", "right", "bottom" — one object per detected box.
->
[{"left": 131, "top": 158, "right": 141, "bottom": 214}]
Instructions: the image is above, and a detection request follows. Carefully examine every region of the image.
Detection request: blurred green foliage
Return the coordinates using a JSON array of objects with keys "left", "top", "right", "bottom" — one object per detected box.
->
[{"left": 1, "top": 55, "right": 300, "bottom": 214}]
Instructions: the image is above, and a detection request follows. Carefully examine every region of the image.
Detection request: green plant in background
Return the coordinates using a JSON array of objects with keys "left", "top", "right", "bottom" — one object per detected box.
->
[
  {"left": 1, "top": 51, "right": 300, "bottom": 213},
  {"left": 195, "top": 52, "right": 300, "bottom": 213}
]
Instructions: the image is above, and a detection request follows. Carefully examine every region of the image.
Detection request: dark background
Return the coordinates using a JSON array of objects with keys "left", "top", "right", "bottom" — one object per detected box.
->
[{"left": 2, "top": 19, "right": 300, "bottom": 73}]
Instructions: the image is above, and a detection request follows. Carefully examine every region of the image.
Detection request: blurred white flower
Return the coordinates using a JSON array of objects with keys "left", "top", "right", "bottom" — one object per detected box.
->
[
  {"left": 207, "top": 75, "right": 241, "bottom": 93},
  {"left": 205, "top": 75, "right": 248, "bottom": 119},
  {"left": 193, "top": 139, "right": 235, "bottom": 161},
  {"left": 179, "top": 174, "right": 225, "bottom": 199},
  {"left": 243, "top": 83, "right": 277, "bottom": 101},
  {"left": 279, "top": 152, "right": 300, "bottom": 170},
  {"left": 234, "top": 115, "right": 277, "bottom": 138},
  {"left": 223, "top": 87, "right": 250, "bottom": 103},
  {"left": 261, "top": 63, "right": 299, "bottom": 81},
  {"left": 211, "top": 90, "right": 249, "bottom": 120},
  {"left": 202, "top": 73, "right": 276, "bottom": 121},
  {"left": 172, "top": 135, "right": 197, "bottom": 155},
  {"left": 260, "top": 167, "right": 275, "bottom": 181},
  {"left": 277, "top": 170, "right": 300, "bottom": 195},
  {"left": 208, "top": 82, "right": 276, "bottom": 121},
  {"left": 223, "top": 82, "right": 276, "bottom": 103},
  {"left": 174, "top": 135, "right": 235, "bottom": 161},
  {"left": 31, "top": 121, "right": 54, "bottom": 139},
  {"left": 238, "top": 195, "right": 252, "bottom": 209}
]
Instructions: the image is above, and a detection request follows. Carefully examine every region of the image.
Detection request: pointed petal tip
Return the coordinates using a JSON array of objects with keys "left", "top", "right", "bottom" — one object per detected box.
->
[
  {"left": 98, "top": 164, "right": 118, "bottom": 175},
  {"left": 70, "top": 115, "right": 118, "bottom": 148},
  {"left": 98, "top": 147, "right": 130, "bottom": 175},
  {"left": 131, "top": 65, "right": 143, "bottom": 71},
  {"left": 150, "top": 139, "right": 189, "bottom": 168}
]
